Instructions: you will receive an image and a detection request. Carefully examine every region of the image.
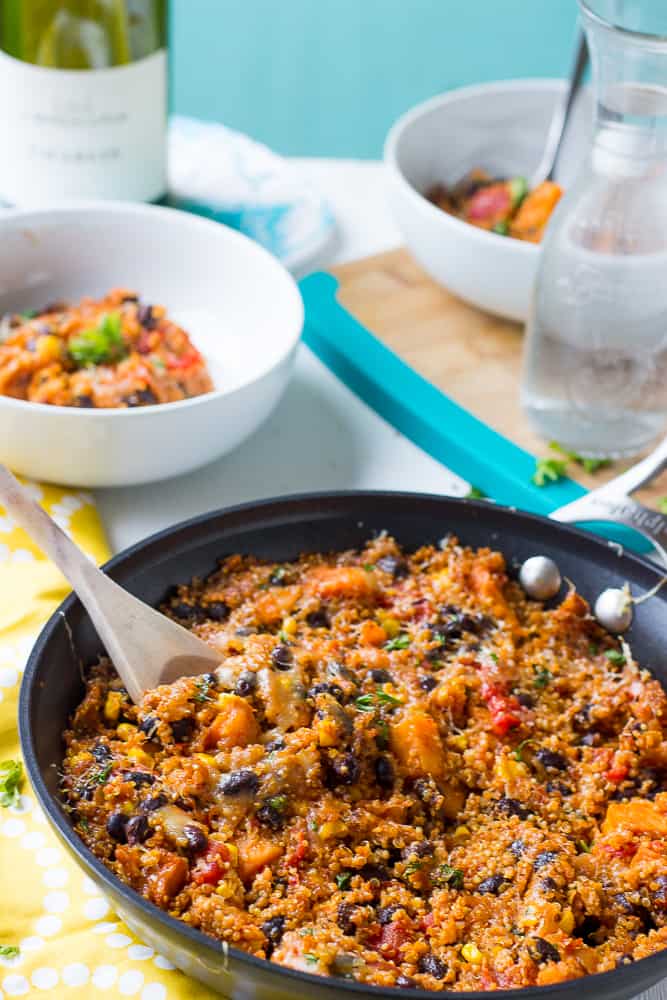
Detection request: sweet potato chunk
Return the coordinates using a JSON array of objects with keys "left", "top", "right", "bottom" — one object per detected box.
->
[
  {"left": 309, "top": 566, "right": 377, "bottom": 602},
  {"left": 236, "top": 832, "right": 283, "bottom": 883},
  {"left": 602, "top": 799, "right": 667, "bottom": 836},
  {"left": 390, "top": 710, "right": 445, "bottom": 781},
  {"left": 204, "top": 694, "right": 259, "bottom": 750}
]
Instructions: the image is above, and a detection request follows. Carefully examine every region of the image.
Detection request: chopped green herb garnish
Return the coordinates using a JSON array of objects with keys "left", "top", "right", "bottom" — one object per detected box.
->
[
  {"left": 533, "top": 665, "right": 553, "bottom": 689},
  {"left": 549, "top": 441, "right": 611, "bottom": 476},
  {"left": 605, "top": 649, "right": 626, "bottom": 667},
  {"left": 375, "top": 719, "right": 390, "bottom": 749},
  {"left": 93, "top": 762, "right": 113, "bottom": 785},
  {"left": 466, "top": 486, "right": 486, "bottom": 499},
  {"left": 150, "top": 355, "right": 166, "bottom": 372},
  {"left": 267, "top": 794, "right": 288, "bottom": 814},
  {"left": 270, "top": 566, "right": 288, "bottom": 585},
  {"left": 68, "top": 312, "right": 126, "bottom": 367},
  {"left": 278, "top": 629, "right": 291, "bottom": 644},
  {"left": 376, "top": 689, "right": 403, "bottom": 708},
  {"left": 79, "top": 818, "right": 89, "bottom": 832},
  {"left": 489, "top": 652, "right": 499, "bottom": 663},
  {"left": 336, "top": 871, "right": 352, "bottom": 891},
  {"left": 588, "top": 643, "right": 599, "bottom": 656},
  {"left": 514, "top": 738, "right": 538, "bottom": 762},
  {"left": 385, "top": 633, "right": 410, "bottom": 651},
  {"left": 194, "top": 676, "right": 213, "bottom": 702},
  {"left": 354, "top": 694, "right": 375, "bottom": 712},
  {"left": 309, "top": 819, "right": 319, "bottom": 831},
  {"left": 304, "top": 953, "right": 318, "bottom": 964},
  {"left": 433, "top": 864, "right": 464, "bottom": 890},
  {"left": 0, "top": 760, "right": 23, "bottom": 808},
  {"left": 362, "top": 563, "right": 375, "bottom": 572},
  {"left": 403, "top": 860, "right": 424, "bottom": 877},
  {"left": 509, "top": 176, "right": 529, "bottom": 208},
  {"left": 0, "top": 945, "right": 19, "bottom": 959},
  {"left": 532, "top": 457, "right": 568, "bottom": 487},
  {"left": 492, "top": 220, "right": 509, "bottom": 236},
  {"left": 20, "top": 309, "right": 38, "bottom": 320},
  {"left": 578, "top": 840, "right": 591, "bottom": 854}
]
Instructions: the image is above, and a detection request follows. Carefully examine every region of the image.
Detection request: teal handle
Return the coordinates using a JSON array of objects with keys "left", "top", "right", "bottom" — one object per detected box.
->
[{"left": 300, "top": 270, "right": 651, "bottom": 555}]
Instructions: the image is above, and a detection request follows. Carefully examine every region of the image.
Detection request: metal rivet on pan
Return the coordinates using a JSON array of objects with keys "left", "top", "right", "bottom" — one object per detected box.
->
[
  {"left": 594, "top": 587, "right": 633, "bottom": 633},
  {"left": 519, "top": 555, "right": 562, "bottom": 601}
]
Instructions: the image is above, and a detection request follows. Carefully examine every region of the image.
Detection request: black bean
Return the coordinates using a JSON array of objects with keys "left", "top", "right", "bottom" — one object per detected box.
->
[
  {"left": 261, "top": 915, "right": 285, "bottom": 956},
  {"left": 652, "top": 875, "right": 667, "bottom": 910},
  {"left": 572, "top": 705, "right": 590, "bottom": 729},
  {"left": 530, "top": 937, "right": 560, "bottom": 964},
  {"left": 91, "top": 742, "right": 112, "bottom": 763},
  {"left": 417, "top": 954, "right": 447, "bottom": 980},
  {"left": 171, "top": 602, "right": 202, "bottom": 622},
  {"left": 337, "top": 902, "right": 357, "bottom": 936},
  {"left": 613, "top": 893, "right": 637, "bottom": 915},
  {"left": 534, "top": 748, "right": 568, "bottom": 771},
  {"left": 616, "top": 955, "right": 634, "bottom": 967},
  {"left": 516, "top": 692, "right": 534, "bottom": 708},
  {"left": 124, "top": 388, "right": 157, "bottom": 407},
  {"left": 184, "top": 825, "right": 208, "bottom": 854},
  {"left": 235, "top": 672, "right": 257, "bottom": 697},
  {"left": 73, "top": 394, "right": 95, "bottom": 408},
  {"left": 218, "top": 769, "right": 260, "bottom": 796},
  {"left": 121, "top": 294, "right": 139, "bottom": 303},
  {"left": 171, "top": 717, "right": 195, "bottom": 743},
  {"left": 374, "top": 756, "right": 394, "bottom": 790},
  {"left": 330, "top": 753, "right": 360, "bottom": 786},
  {"left": 360, "top": 863, "right": 389, "bottom": 882},
  {"left": 403, "top": 841, "right": 433, "bottom": 859},
  {"left": 574, "top": 915, "right": 601, "bottom": 944},
  {"left": 306, "top": 608, "right": 330, "bottom": 629},
  {"left": 546, "top": 781, "right": 572, "bottom": 796},
  {"left": 478, "top": 874, "right": 507, "bottom": 895},
  {"left": 137, "top": 304, "right": 157, "bottom": 329},
  {"left": 140, "top": 793, "right": 168, "bottom": 813},
  {"left": 370, "top": 668, "right": 393, "bottom": 684},
  {"left": 138, "top": 715, "right": 159, "bottom": 739},
  {"left": 418, "top": 674, "right": 438, "bottom": 692},
  {"left": 540, "top": 877, "right": 558, "bottom": 892},
  {"left": 106, "top": 811, "right": 127, "bottom": 843},
  {"left": 375, "top": 555, "right": 409, "bottom": 579},
  {"left": 235, "top": 626, "right": 255, "bottom": 637},
  {"left": 271, "top": 644, "right": 293, "bottom": 670},
  {"left": 309, "top": 682, "right": 344, "bottom": 702},
  {"left": 327, "top": 661, "right": 358, "bottom": 684},
  {"left": 377, "top": 904, "right": 400, "bottom": 925},
  {"left": 265, "top": 737, "right": 285, "bottom": 753},
  {"left": 269, "top": 567, "right": 290, "bottom": 586},
  {"left": 205, "top": 601, "right": 230, "bottom": 622},
  {"left": 395, "top": 975, "right": 418, "bottom": 989},
  {"left": 579, "top": 732, "right": 600, "bottom": 747},
  {"left": 123, "top": 771, "right": 155, "bottom": 788},
  {"left": 509, "top": 839, "right": 526, "bottom": 858},
  {"left": 496, "top": 797, "right": 529, "bottom": 819},
  {"left": 256, "top": 798, "right": 287, "bottom": 830},
  {"left": 126, "top": 814, "right": 150, "bottom": 845},
  {"left": 534, "top": 850, "right": 558, "bottom": 869}
]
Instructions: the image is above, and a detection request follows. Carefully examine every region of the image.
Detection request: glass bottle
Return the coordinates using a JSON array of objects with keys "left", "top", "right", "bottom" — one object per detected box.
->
[{"left": 521, "top": 0, "right": 667, "bottom": 458}]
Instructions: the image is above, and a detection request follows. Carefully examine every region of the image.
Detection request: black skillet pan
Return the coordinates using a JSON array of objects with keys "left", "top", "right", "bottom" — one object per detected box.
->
[{"left": 18, "top": 491, "right": 667, "bottom": 1000}]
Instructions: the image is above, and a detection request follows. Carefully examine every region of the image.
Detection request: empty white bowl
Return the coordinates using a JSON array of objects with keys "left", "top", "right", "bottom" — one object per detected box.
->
[
  {"left": 384, "top": 79, "right": 591, "bottom": 322},
  {"left": 0, "top": 202, "right": 303, "bottom": 487}
]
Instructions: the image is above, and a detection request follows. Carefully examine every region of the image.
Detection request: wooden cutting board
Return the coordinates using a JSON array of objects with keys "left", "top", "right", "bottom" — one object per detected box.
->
[{"left": 330, "top": 247, "right": 667, "bottom": 509}]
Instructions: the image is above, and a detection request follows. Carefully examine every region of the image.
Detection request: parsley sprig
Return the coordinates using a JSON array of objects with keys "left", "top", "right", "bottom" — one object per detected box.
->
[
  {"left": 605, "top": 649, "right": 626, "bottom": 667},
  {"left": 0, "top": 760, "right": 23, "bottom": 808},
  {"left": 532, "top": 665, "right": 553, "bottom": 689},
  {"left": 355, "top": 689, "right": 403, "bottom": 712},
  {"left": 432, "top": 864, "right": 464, "bottom": 890},
  {"left": 533, "top": 442, "right": 612, "bottom": 487},
  {"left": 384, "top": 633, "right": 410, "bottom": 651}
]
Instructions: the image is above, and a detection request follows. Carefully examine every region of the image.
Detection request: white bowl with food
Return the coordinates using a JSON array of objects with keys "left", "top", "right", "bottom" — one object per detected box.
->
[
  {"left": 384, "top": 79, "right": 591, "bottom": 322},
  {"left": 0, "top": 202, "right": 303, "bottom": 487}
]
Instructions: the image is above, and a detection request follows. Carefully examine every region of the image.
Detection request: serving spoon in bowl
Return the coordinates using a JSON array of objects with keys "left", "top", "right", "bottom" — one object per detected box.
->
[{"left": 0, "top": 464, "right": 220, "bottom": 703}]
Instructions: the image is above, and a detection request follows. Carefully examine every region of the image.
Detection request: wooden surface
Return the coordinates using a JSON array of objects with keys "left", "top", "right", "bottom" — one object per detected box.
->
[{"left": 331, "top": 248, "right": 667, "bottom": 508}]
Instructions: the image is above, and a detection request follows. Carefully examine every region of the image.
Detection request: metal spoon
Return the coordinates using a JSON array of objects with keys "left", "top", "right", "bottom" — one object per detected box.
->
[
  {"left": 0, "top": 464, "right": 220, "bottom": 703},
  {"left": 529, "top": 32, "right": 589, "bottom": 188}
]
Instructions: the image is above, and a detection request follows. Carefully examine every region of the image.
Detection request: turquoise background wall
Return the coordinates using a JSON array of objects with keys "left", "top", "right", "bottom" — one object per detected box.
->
[{"left": 172, "top": 0, "right": 579, "bottom": 158}]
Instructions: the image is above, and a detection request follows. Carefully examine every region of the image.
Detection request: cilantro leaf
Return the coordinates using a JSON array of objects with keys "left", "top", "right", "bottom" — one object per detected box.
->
[
  {"left": 605, "top": 649, "right": 626, "bottom": 667},
  {"left": 385, "top": 633, "right": 410, "bottom": 651},
  {"left": 533, "top": 665, "right": 553, "bottom": 689},
  {"left": 549, "top": 441, "right": 611, "bottom": 475},
  {"left": 68, "top": 312, "right": 126, "bottom": 367},
  {"left": 532, "top": 457, "right": 568, "bottom": 487},
  {"left": 466, "top": 486, "right": 486, "bottom": 499},
  {"left": 433, "top": 864, "right": 464, "bottom": 890},
  {"left": 336, "top": 871, "right": 352, "bottom": 891},
  {"left": 0, "top": 760, "right": 23, "bottom": 808},
  {"left": 514, "top": 738, "right": 538, "bottom": 762}
]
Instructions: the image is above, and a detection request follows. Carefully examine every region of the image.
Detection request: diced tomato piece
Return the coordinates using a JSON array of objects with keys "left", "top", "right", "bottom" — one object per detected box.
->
[
  {"left": 376, "top": 921, "right": 411, "bottom": 959},
  {"left": 466, "top": 183, "right": 511, "bottom": 225},
  {"left": 606, "top": 765, "right": 630, "bottom": 783},
  {"left": 167, "top": 349, "right": 202, "bottom": 371},
  {"left": 286, "top": 837, "right": 309, "bottom": 869},
  {"left": 191, "top": 841, "right": 230, "bottom": 886},
  {"left": 481, "top": 680, "right": 521, "bottom": 736}
]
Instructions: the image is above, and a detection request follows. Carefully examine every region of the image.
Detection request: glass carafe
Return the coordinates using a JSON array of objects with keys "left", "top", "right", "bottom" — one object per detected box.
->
[{"left": 521, "top": 0, "right": 667, "bottom": 458}]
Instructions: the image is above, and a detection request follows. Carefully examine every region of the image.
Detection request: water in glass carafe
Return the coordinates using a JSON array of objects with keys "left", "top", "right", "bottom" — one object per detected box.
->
[{"left": 521, "top": 0, "right": 667, "bottom": 458}]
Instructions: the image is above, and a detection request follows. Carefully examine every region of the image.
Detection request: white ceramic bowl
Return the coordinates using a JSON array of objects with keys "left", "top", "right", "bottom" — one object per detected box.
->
[
  {"left": 0, "top": 202, "right": 303, "bottom": 487},
  {"left": 384, "top": 79, "right": 591, "bottom": 322}
]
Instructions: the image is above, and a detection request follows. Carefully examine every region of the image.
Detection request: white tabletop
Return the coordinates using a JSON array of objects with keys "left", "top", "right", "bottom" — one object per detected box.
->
[{"left": 96, "top": 159, "right": 468, "bottom": 553}]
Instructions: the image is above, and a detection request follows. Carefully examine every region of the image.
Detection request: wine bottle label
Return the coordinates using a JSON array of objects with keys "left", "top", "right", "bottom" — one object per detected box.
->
[{"left": 0, "top": 49, "right": 167, "bottom": 205}]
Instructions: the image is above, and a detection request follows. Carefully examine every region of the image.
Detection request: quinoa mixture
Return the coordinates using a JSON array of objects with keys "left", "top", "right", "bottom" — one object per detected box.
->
[
  {"left": 62, "top": 535, "right": 667, "bottom": 991},
  {"left": 0, "top": 288, "right": 213, "bottom": 407}
]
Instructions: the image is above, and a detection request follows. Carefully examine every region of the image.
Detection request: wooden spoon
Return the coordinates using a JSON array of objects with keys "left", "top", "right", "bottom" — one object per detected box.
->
[{"left": 0, "top": 465, "right": 220, "bottom": 703}]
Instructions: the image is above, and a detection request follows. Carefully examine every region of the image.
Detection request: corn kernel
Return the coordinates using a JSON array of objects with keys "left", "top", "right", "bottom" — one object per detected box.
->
[
  {"left": 282, "top": 616, "right": 298, "bottom": 637},
  {"left": 496, "top": 757, "right": 527, "bottom": 782},
  {"left": 453, "top": 825, "right": 470, "bottom": 841},
  {"left": 226, "top": 637, "right": 245, "bottom": 653},
  {"left": 316, "top": 717, "right": 338, "bottom": 748},
  {"left": 104, "top": 691, "right": 124, "bottom": 723},
  {"left": 224, "top": 842, "right": 238, "bottom": 866},
  {"left": 127, "top": 747, "right": 152, "bottom": 767},
  {"left": 377, "top": 614, "right": 401, "bottom": 638},
  {"left": 214, "top": 881, "right": 234, "bottom": 898},
  {"left": 450, "top": 734, "right": 468, "bottom": 751},
  {"left": 196, "top": 753, "right": 218, "bottom": 768},
  {"left": 116, "top": 723, "right": 136, "bottom": 741},
  {"left": 319, "top": 820, "right": 348, "bottom": 840},
  {"left": 461, "top": 943, "right": 483, "bottom": 964},
  {"left": 560, "top": 907, "right": 575, "bottom": 935},
  {"left": 35, "top": 334, "right": 62, "bottom": 362}
]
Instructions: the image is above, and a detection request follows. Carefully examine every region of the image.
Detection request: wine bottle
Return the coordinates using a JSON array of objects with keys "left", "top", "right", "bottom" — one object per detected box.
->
[{"left": 0, "top": 1, "right": 167, "bottom": 204}]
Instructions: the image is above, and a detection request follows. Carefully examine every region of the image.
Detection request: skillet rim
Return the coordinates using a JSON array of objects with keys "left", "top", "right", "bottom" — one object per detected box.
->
[{"left": 18, "top": 490, "right": 667, "bottom": 1000}]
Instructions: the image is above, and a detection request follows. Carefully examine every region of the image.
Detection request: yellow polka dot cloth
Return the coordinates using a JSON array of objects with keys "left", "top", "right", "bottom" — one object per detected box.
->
[{"left": 0, "top": 481, "right": 219, "bottom": 1000}]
